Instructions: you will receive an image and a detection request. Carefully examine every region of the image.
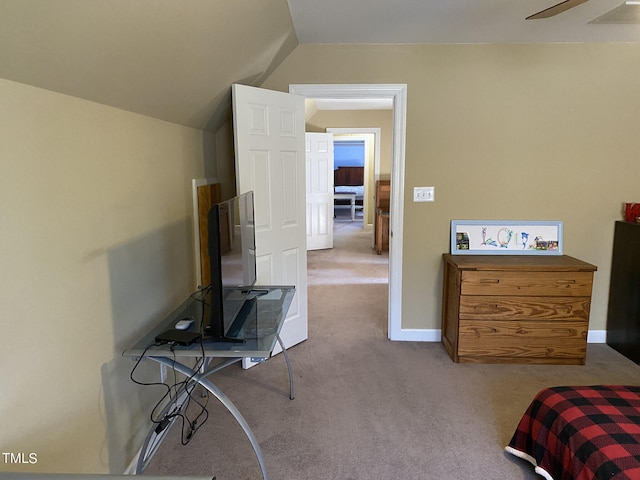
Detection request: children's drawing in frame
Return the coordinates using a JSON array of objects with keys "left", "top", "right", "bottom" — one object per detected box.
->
[{"left": 450, "top": 220, "right": 563, "bottom": 255}]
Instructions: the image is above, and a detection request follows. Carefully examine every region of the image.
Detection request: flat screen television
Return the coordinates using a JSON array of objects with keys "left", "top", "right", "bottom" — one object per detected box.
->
[{"left": 202, "top": 191, "right": 257, "bottom": 341}]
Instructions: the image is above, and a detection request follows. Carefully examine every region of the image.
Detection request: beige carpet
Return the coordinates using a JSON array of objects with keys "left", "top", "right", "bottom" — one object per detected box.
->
[{"left": 142, "top": 221, "right": 640, "bottom": 480}]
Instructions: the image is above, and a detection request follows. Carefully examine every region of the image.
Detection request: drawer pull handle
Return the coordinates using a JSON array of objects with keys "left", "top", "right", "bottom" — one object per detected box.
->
[{"left": 479, "top": 279, "right": 500, "bottom": 284}]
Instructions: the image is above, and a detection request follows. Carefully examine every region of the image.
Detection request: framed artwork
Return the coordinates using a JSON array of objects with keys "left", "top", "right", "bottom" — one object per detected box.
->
[{"left": 451, "top": 220, "right": 563, "bottom": 255}]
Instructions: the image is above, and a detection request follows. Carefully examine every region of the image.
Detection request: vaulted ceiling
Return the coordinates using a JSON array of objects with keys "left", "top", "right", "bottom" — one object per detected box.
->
[
  {"left": 1, "top": 0, "right": 639, "bottom": 131},
  {"left": 0, "top": 0, "right": 298, "bottom": 130}
]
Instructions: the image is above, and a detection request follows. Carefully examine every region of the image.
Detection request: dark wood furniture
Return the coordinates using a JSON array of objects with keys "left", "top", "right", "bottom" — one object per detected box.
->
[
  {"left": 374, "top": 180, "right": 390, "bottom": 255},
  {"left": 441, "top": 254, "right": 597, "bottom": 364},
  {"left": 606, "top": 221, "right": 640, "bottom": 364},
  {"left": 334, "top": 166, "right": 364, "bottom": 186},
  {"left": 196, "top": 182, "right": 221, "bottom": 286}
]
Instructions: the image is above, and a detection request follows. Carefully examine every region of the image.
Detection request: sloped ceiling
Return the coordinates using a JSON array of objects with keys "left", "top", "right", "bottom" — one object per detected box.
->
[
  {"left": 2, "top": 0, "right": 639, "bottom": 132},
  {"left": 0, "top": 0, "right": 298, "bottom": 131}
]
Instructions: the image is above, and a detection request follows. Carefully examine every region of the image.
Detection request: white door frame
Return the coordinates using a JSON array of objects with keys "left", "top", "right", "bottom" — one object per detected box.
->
[{"left": 290, "top": 84, "right": 407, "bottom": 341}]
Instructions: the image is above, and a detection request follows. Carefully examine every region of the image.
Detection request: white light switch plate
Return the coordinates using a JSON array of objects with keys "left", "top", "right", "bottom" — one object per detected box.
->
[{"left": 414, "top": 186, "right": 435, "bottom": 202}]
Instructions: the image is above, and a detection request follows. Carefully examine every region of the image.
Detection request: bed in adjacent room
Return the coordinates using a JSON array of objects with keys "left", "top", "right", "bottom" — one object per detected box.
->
[
  {"left": 334, "top": 166, "right": 364, "bottom": 220},
  {"left": 505, "top": 385, "right": 640, "bottom": 480}
]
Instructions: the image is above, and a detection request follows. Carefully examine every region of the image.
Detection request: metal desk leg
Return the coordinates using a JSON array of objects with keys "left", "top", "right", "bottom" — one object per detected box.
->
[
  {"left": 276, "top": 334, "right": 294, "bottom": 400},
  {"left": 146, "top": 356, "right": 269, "bottom": 480}
]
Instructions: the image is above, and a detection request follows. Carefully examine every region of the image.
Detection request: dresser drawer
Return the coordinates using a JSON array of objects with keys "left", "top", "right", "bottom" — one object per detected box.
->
[
  {"left": 460, "top": 271, "right": 594, "bottom": 297},
  {"left": 459, "top": 296, "right": 592, "bottom": 321},
  {"left": 458, "top": 319, "right": 587, "bottom": 363}
]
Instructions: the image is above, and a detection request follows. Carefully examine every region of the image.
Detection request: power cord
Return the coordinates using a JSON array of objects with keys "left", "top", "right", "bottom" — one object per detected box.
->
[{"left": 130, "top": 336, "right": 211, "bottom": 445}]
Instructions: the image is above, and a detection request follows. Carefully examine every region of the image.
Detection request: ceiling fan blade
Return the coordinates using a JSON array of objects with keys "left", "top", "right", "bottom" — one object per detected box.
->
[{"left": 526, "top": 0, "right": 590, "bottom": 19}]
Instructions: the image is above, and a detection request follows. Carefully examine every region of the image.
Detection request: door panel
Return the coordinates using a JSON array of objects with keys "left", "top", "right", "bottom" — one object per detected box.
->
[
  {"left": 232, "top": 84, "right": 308, "bottom": 357},
  {"left": 306, "top": 132, "right": 334, "bottom": 250}
]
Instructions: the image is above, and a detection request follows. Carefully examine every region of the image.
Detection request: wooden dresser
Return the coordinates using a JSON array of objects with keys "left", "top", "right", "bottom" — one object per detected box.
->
[
  {"left": 441, "top": 254, "right": 597, "bottom": 365},
  {"left": 374, "top": 180, "right": 390, "bottom": 255}
]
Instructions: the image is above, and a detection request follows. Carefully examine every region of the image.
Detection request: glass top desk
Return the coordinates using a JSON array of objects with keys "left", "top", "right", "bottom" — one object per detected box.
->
[{"left": 122, "top": 286, "right": 295, "bottom": 479}]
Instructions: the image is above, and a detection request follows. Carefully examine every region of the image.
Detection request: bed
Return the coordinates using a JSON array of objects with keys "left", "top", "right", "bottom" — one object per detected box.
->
[
  {"left": 334, "top": 166, "right": 364, "bottom": 220},
  {"left": 505, "top": 385, "right": 640, "bottom": 480}
]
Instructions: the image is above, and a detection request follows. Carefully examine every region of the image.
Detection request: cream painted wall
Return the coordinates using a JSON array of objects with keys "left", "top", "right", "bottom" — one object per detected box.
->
[
  {"left": 262, "top": 43, "right": 640, "bottom": 332},
  {"left": 0, "top": 79, "right": 206, "bottom": 473}
]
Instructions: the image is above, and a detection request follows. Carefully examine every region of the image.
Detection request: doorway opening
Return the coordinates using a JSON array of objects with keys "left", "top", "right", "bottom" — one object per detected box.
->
[
  {"left": 328, "top": 128, "right": 381, "bottom": 230},
  {"left": 290, "top": 84, "right": 407, "bottom": 340},
  {"left": 333, "top": 138, "right": 366, "bottom": 224}
]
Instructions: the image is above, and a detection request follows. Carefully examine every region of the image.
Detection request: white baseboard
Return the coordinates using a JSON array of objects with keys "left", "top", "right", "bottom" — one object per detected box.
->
[
  {"left": 587, "top": 330, "right": 606, "bottom": 343},
  {"left": 391, "top": 329, "right": 608, "bottom": 343},
  {"left": 389, "top": 329, "right": 441, "bottom": 342}
]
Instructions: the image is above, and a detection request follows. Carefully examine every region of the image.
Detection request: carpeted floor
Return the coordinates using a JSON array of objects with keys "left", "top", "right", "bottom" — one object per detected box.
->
[{"left": 142, "top": 221, "right": 640, "bottom": 480}]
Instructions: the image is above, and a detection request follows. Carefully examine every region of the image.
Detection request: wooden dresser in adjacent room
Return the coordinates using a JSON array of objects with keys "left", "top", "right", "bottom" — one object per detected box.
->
[
  {"left": 374, "top": 180, "right": 390, "bottom": 255},
  {"left": 441, "top": 254, "right": 597, "bottom": 364}
]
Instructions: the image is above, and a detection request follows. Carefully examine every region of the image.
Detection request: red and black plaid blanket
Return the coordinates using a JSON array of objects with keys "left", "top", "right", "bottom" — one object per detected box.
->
[{"left": 506, "top": 385, "right": 640, "bottom": 480}]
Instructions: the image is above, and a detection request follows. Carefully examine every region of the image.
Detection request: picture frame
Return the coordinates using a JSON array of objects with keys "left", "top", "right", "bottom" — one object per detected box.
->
[{"left": 450, "top": 220, "right": 563, "bottom": 255}]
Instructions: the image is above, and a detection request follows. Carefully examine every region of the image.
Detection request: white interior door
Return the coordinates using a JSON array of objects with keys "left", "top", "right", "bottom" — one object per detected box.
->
[
  {"left": 232, "top": 84, "right": 308, "bottom": 358},
  {"left": 305, "top": 132, "right": 334, "bottom": 251}
]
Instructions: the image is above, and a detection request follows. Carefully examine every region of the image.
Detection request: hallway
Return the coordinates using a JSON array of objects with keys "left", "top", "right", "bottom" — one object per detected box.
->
[{"left": 308, "top": 221, "right": 388, "bottom": 286}]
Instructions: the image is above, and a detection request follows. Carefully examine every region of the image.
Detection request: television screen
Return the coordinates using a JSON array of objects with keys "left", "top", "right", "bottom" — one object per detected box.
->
[
  {"left": 220, "top": 191, "right": 256, "bottom": 289},
  {"left": 203, "top": 191, "right": 257, "bottom": 341}
]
